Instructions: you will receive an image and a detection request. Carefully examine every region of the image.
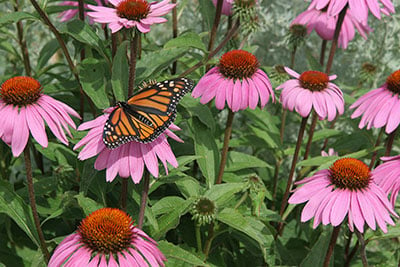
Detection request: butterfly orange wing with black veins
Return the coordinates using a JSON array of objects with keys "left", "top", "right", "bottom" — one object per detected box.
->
[{"left": 103, "top": 78, "right": 194, "bottom": 149}]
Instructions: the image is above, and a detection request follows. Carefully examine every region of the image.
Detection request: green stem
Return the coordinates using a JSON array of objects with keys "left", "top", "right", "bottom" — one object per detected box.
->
[
  {"left": 195, "top": 223, "right": 202, "bottom": 252},
  {"left": 278, "top": 116, "right": 308, "bottom": 235},
  {"left": 234, "top": 191, "right": 248, "bottom": 209},
  {"left": 24, "top": 145, "right": 50, "bottom": 262},
  {"left": 203, "top": 222, "right": 215, "bottom": 260},
  {"left": 216, "top": 110, "right": 235, "bottom": 184}
]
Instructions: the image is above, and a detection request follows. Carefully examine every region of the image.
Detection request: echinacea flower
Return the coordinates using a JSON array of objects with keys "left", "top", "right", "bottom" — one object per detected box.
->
[
  {"left": 350, "top": 70, "right": 400, "bottom": 134},
  {"left": 372, "top": 155, "right": 400, "bottom": 206},
  {"left": 277, "top": 67, "right": 344, "bottom": 121},
  {"left": 292, "top": 7, "right": 372, "bottom": 49},
  {"left": 289, "top": 158, "right": 398, "bottom": 232},
  {"left": 59, "top": 0, "right": 108, "bottom": 23},
  {"left": 73, "top": 109, "right": 181, "bottom": 183},
  {"left": 308, "top": 0, "right": 395, "bottom": 23},
  {"left": 192, "top": 50, "right": 275, "bottom": 112},
  {"left": 48, "top": 208, "right": 166, "bottom": 267},
  {"left": 87, "top": 0, "right": 176, "bottom": 33},
  {"left": 0, "top": 76, "right": 79, "bottom": 157},
  {"left": 212, "top": 0, "right": 234, "bottom": 16}
]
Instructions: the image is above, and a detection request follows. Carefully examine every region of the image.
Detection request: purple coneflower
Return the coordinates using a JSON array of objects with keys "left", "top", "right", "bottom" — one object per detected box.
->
[
  {"left": 372, "top": 155, "right": 400, "bottom": 207},
  {"left": 321, "top": 148, "right": 338, "bottom": 157},
  {"left": 48, "top": 208, "right": 166, "bottom": 267},
  {"left": 59, "top": 0, "right": 108, "bottom": 23},
  {"left": 192, "top": 50, "right": 275, "bottom": 112},
  {"left": 0, "top": 76, "right": 79, "bottom": 157},
  {"left": 73, "top": 108, "right": 181, "bottom": 183},
  {"left": 289, "top": 158, "right": 398, "bottom": 232},
  {"left": 308, "top": 0, "right": 395, "bottom": 23},
  {"left": 87, "top": 0, "right": 176, "bottom": 33},
  {"left": 350, "top": 70, "right": 400, "bottom": 133},
  {"left": 292, "top": 7, "right": 372, "bottom": 49},
  {"left": 212, "top": 0, "right": 234, "bottom": 16},
  {"left": 277, "top": 67, "right": 344, "bottom": 121}
]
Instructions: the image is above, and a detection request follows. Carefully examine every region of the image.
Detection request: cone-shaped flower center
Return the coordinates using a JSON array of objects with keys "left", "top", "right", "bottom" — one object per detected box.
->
[
  {"left": 386, "top": 70, "right": 400, "bottom": 94},
  {"left": 329, "top": 158, "right": 371, "bottom": 190},
  {"left": 78, "top": 208, "right": 133, "bottom": 254},
  {"left": 289, "top": 24, "right": 307, "bottom": 38},
  {"left": 219, "top": 50, "right": 259, "bottom": 79},
  {"left": 116, "top": 0, "right": 150, "bottom": 21},
  {"left": 0, "top": 76, "right": 42, "bottom": 106},
  {"left": 195, "top": 198, "right": 216, "bottom": 215},
  {"left": 299, "top": 71, "right": 329, "bottom": 92}
]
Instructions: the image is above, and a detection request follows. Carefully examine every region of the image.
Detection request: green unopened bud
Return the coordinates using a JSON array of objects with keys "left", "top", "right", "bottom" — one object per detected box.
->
[{"left": 190, "top": 197, "right": 217, "bottom": 226}]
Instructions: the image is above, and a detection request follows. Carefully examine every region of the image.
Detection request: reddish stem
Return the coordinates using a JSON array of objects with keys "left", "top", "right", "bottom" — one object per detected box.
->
[
  {"left": 216, "top": 110, "right": 235, "bottom": 184},
  {"left": 138, "top": 170, "right": 150, "bottom": 228}
]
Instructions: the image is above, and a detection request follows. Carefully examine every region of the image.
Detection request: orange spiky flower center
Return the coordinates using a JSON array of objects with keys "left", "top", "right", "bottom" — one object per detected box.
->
[
  {"left": 218, "top": 50, "right": 259, "bottom": 79},
  {"left": 116, "top": 0, "right": 150, "bottom": 21},
  {"left": 78, "top": 208, "right": 134, "bottom": 254},
  {"left": 299, "top": 70, "right": 329, "bottom": 92},
  {"left": 386, "top": 70, "right": 400, "bottom": 94},
  {"left": 0, "top": 76, "right": 42, "bottom": 106},
  {"left": 329, "top": 158, "right": 371, "bottom": 190}
]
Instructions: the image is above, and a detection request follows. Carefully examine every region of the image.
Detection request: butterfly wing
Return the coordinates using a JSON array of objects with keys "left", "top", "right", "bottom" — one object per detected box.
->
[{"left": 103, "top": 78, "right": 193, "bottom": 149}]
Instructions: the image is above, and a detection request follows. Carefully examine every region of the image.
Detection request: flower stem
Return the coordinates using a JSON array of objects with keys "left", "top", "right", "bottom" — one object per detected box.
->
[
  {"left": 138, "top": 170, "right": 150, "bottom": 228},
  {"left": 320, "top": 40, "right": 327, "bottom": 66},
  {"left": 14, "top": 0, "right": 31, "bottom": 76},
  {"left": 203, "top": 222, "right": 215, "bottom": 260},
  {"left": 290, "top": 44, "right": 297, "bottom": 69},
  {"left": 384, "top": 129, "right": 397, "bottom": 157},
  {"left": 278, "top": 116, "right": 308, "bottom": 235},
  {"left": 179, "top": 20, "right": 239, "bottom": 77},
  {"left": 325, "top": 5, "right": 347, "bottom": 74},
  {"left": 323, "top": 225, "right": 341, "bottom": 267},
  {"left": 195, "top": 223, "right": 202, "bottom": 252},
  {"left": 303, "top": 111, "right": 318, "bottom": 161},
  {"left": 208, "top": 0, "right": 224, "bottom": 52},
  {"left": 23, "top": 145, "right": 50, "bottom": 263},
  {"left": 369, "top": 128, "right": 384, "bottom": 169},
  {"left": 355, "top": 230, "right": 369, "bottom": 267},
  {"left": 271, "top": 158, "right": 282, "bottom": 211},
  {"left": 120, "top": 178, "right": 128, "bottom": 211},
  {"left": 29, "top": 0, "right": 97, "bottom": 119},
  {"left": 171, "top": 0, "right": 178, "bottom": 74},
  {"left": 344, "top": 241, "right": 360, "bottom": 267},
  {"left": 216, "top": 110, "right": 235, "bottom": 184},
  {"left": 128, "top": 30, "right": 140, "bottom": 97},
  {"left": 280, "top": 110, "right": 287, "bottom": 144},
  {"left": 234, "top": 191, "right": 248, "bottom": 209}
]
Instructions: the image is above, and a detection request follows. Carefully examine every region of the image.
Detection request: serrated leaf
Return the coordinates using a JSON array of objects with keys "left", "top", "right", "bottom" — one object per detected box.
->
[
  {"left": 225, "top": 151, "right": 271, "bottom": 172},
  {"left": 158, "top": 241, "right": 207, "bottom": 266},
  {"left": 79, "top": 58, "right": 110, "bottom": 109},
  {"left": 111, "top": 41, "right": 129, "bottom": 101},
  {"left": 0, "top": 180, "right": 39, "bottom": 247},
  {"left": 164, "top": 32, "right": 207, "bottom": 52}
]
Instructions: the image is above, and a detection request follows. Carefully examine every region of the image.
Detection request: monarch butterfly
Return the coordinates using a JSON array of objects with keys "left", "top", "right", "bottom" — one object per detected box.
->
[{"left": 103, "top": 78, "right": 194, "bottom": 149}]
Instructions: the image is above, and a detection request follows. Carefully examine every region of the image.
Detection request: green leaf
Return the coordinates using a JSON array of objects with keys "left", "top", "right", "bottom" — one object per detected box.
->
[
  {"left": 61, "top": 19, "right": 109, "bottom": 62},
  {"left": 198, "top": 0, "right": 215, "bottom": 30},
  {"left": 158, "top": 241, "right": 207, "bottom": 266},
  {"left": 189, "top": 117, "right": 219, "bottom": 187},
  {"left": 312, "top": 129, "right": 342, "bottom": 141},
  {"left": 153, "top": 198, "right": 193, "bottom": 239},
  {"left": 36, "top": 39, "right": 60, "bottom": 72},
  {"left": 136, "top": 47, "right": 189, "bottom": 83},
  {"left": 0, "top": 180, "right": 39, "bottom": 247},
  {"left": 75, "top": 193, "right": 104, "bottom": 216},
  {"left": 225, "top": 151, "right": 271, "bottom": 172},
  {"left": 152, "top": 196, "right": 187, "bottom": 216},
  {"left": 164, "top": 32, "right": 207, "bottom": 52},
  {"left": 79, "top": 58, "right": 110, "bottom": 109},
  {"left": 204, "top": 183, "right": 246, "bottom": 207},
  {"left": 217, "top": 208, "right": 272, "bottom": 259},
  {"left": 248, "top": 125, "right": 279, "bottom": 149},
  {"left": 181, "top": 97, "right": 215, "bottom": 133},
  {"left": 111, "top": 41, "right": 129, "bottom": 101},
  {"left": 0, "top": 12, "right": 37, "bottom": 26},
  {"left": 175, "top": 176, "right": 201, "bottom": 199},
  {"left": 300, "top": 230, "right": 332, "bottom": 267}
]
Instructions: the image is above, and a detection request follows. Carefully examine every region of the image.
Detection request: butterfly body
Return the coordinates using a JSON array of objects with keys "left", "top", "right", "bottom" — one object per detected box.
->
[{"left": 103, "top": 78, "right": 194, "bottom": 149}]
